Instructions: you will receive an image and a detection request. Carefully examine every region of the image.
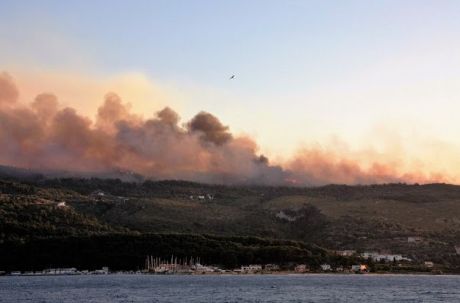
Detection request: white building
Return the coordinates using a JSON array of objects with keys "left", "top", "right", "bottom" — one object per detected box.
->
[
  {"left": 43, "top": 268, "right": 78, "bottom": 275},
  {"left": 57, "top": 201, "right": 67, "bottom": 208},
  {"left": 361, "top": 252, "right": 379, "bottom": 259},
  {"left": 335, "top": 250, "right": 356, "bottom": 257},
  {"left": 193, "top": 263, "right": 215, "bottom": 273},
  {"left": 408, "top": 236, "right": 423, "bottom": 243},
  {"left": 241, "top": 265, "right": 262, "bottom": 273},
  {"left": 361, "top": 252, "right": 410, "bottom": 263},
  {"left": 294, "top": 264, "right": 309, "bottom": 273},
  {"left": 93, "top": 267, "right": 109, "bottom": 274},
  {"left": 320, "top": 264, "right": 331, "bottom": 271},
  {"left": 264, "top": 264, "right": 280, "bottom": 271},
  {"left": 373, "top": 254, "right": 404, "bottom": 262},
  {"left": 351, "top": 264, "right": 368, "bottom": 273}
]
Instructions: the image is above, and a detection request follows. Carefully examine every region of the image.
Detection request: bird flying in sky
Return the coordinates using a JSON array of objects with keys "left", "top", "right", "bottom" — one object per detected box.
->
[{"left": 229, "top": 75, "right": 235, "bottom": 80}]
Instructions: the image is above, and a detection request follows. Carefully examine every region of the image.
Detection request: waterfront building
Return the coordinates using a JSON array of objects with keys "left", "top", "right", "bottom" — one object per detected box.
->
[
  {"left": 320, "top": 264, "right": 331, "bottom": 271},
  {"left": 294, "top": 264, "right": 309, "bottom": 273}
]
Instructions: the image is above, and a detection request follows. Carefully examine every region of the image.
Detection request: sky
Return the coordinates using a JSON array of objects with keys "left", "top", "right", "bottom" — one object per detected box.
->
[{"left": 1, "top": 0, "right": 460, "bottom": 184}]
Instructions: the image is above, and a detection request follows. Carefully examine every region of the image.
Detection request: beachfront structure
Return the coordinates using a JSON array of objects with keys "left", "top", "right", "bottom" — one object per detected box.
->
[
  {"left": 320, "top": 264, "right": 331, "bottom": 271},
  {"left": 93, "top": 267, "right": 109, "bottom": 274},
  {"left": 294, "top": 264, "right": 309, "bottom": 273},
  {"left": 44, "top": 268, "right": 78, "bottom": 275},
  {"left": 351, "top": 264, "right": 368, "bottom": 273},
  {"left": 193, "top": 263, "right": 215, "bottom": 273},
  {"left": 241, "top": 265, "right": 262, "bottom": 273},
  {"left": 264, "top": 264, "right": 280, "bottom": 271}
]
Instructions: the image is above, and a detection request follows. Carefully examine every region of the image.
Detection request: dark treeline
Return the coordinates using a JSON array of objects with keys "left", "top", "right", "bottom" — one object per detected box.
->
[
  {"left": 0, "top": 233, "right": 353, "bottom": 271},
  {"left": 1, "top": 166, "right": 459, "bottom": 203},
  {"left": 17, "top": 176, "right": 460, "bottom": 203}
]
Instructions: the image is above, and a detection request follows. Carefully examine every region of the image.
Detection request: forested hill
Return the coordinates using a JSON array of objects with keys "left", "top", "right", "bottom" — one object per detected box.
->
[{"left": 2, "top": 176, "right": 460, "bottom": 270}]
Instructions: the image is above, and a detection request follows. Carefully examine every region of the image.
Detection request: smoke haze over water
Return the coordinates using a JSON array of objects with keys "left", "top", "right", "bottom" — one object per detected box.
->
[{"left": 0, "top": 72, "right": 454, "bottom": 186}]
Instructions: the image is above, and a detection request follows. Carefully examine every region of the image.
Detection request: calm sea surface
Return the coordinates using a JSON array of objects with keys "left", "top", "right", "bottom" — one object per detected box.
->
[{"left": 1, "top": 274, "right": 460, "bottom": 302}]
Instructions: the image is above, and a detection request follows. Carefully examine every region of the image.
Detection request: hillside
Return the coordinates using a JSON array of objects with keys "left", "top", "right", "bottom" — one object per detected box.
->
[
  {"left": 0, "top": 234, "right": 338, "bottom": 271},
  {"left": 2, "top": 177, "right": 460, "bottom": 269}
]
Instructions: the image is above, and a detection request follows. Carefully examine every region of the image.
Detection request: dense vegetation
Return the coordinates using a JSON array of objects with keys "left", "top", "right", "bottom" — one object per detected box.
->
[
  {"left": 0, "top": 234, "right": 353, "bottom": 271},
  {"left": 2, "top": 172, "right": 460, "bottom": 271}
]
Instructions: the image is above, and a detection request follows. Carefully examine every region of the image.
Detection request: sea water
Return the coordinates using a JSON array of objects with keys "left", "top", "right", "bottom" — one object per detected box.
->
[{"left": 1, "top": 274, "right": 460, "bottom": 302}]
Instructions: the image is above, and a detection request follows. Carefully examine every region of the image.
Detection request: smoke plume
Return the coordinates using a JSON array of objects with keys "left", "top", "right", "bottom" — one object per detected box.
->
[{"left": 0, "top": 72, "right": 454, "bottom": 185}]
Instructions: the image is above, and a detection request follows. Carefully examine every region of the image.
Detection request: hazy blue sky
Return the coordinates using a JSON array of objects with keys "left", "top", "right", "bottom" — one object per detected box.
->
[
  {"left": 2, "top": 0, "right": 460, "bottom": 168},
  {"left": 3, "top": 1, "right": 458, "bottom": 87}
]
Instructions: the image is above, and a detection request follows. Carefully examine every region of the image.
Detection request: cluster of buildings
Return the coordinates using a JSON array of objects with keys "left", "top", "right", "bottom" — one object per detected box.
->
[
  {"left": 335, "top": 250, "right": 412, "bottom": 263},
  {"left": 334, "top": 249, "right": 440, "bottom": 269},
  {"left": 294, "top": 264, "right": 368, "bottom": 273},
  {"left": 234, "top": 263, "right": 369, "bottom": 274},
  {"left": 360, "top": 252, "right": 412, "bottom": 263},
  {"left": 7, "top": 267, "right": 110, "bottom": 276},
  {"left": 189, "top": 194, "right": 215, "bottom": 201},
  {"left": 90, "top": 190, "right": 129, "bottom": 203},
  {"left": 143, "top": 255, "right": 373, "bottom": 275}
]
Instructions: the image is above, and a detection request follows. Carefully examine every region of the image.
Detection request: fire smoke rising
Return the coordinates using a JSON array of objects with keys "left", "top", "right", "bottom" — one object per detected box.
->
[{"left": 0, "top": 72, "right": 451, "bottom": 185}]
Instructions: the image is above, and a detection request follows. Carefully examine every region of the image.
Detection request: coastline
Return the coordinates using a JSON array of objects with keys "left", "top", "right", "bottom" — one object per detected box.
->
[{"left": 1, "top": 271, "right": 453, "bottom": 277}]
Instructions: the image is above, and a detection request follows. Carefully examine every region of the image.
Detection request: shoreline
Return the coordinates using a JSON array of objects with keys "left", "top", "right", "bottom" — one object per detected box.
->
[{"left": 1, "top": 271, "right": 455, "bottom": 277}]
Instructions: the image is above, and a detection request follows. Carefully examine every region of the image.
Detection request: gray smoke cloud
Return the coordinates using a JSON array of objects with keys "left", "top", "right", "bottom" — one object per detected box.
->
[
  {"left": 0, "top": 71, "right": 449, "bottom": 185},
  {"left": 0, "top": 72, "right": 286, "bottom": 184}
]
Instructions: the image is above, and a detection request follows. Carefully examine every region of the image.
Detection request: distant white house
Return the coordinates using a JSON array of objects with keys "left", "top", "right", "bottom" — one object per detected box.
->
[
  {"left": 190, "top": 194, "right": 215, "bottom": 201},
  {"left": 57, "top": 201, "right": 67, "bottom": 208},
  {"left": 408, "top": 236, "right": 423, "bottom": 243},
  {"left": 335, "top": 250, "right": 356, "bottom": 257},
  {"left": 90, "top": 190, "right": 108, "bottom": 201},
  {"left": 92, "top": 190, "right": 106, "bottom": 197},
  {"left": 361, "top": 252, "right": 410, "bottom": 263},
  {"left": 275, "top": 211, "right": 297, "bottom": 222},
  {"left": 361, "top": 251, "right": 379, "bottom": 259}
]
